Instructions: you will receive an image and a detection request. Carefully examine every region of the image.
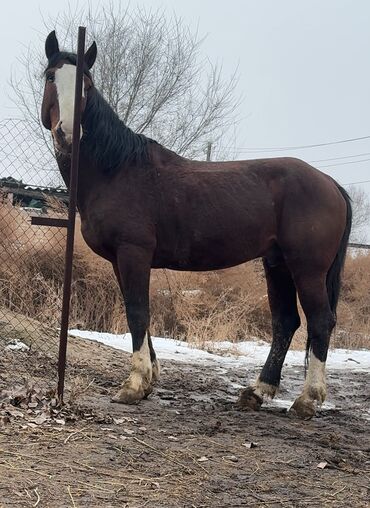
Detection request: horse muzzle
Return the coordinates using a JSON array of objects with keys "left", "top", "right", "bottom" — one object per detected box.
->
[
  {"left": 51, "top": 121, "right": 84, "bottom": 154},
  {"left": 52, "top": 122, "right": 72, "bottom": 154}
]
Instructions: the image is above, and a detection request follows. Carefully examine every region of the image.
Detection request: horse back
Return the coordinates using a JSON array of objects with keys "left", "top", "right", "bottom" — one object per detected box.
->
[{"left": 152, "top": 155, "right": 346, "bottom": 271}]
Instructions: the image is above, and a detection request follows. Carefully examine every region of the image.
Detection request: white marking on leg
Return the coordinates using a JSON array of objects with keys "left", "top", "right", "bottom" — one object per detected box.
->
[
  {"left": 55, "top": 64, "right": 84, "bottom": 142},
  {"left": 128, "top": 331, "right": 152, "bottom": 391},
  {"left": 255, "top": 379, "right": 278, "bottom": 399},
  {"left": 303, "top": 351, "right": 327, "bottom": 403},
  {"left": 112, "top": 332, "right": 153, "bottom": 403}
]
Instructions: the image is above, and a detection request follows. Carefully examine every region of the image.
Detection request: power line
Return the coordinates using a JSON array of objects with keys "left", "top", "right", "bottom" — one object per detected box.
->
[
  {"left": 342, "top": 179, "right": 370, "bottom": 186},
  {"left": 220, "top": 134, "right": 370, "bottom": 153},
  {"left": 318, "top": 157, "right": 370, "bottom": 168},
  {"left": 309, "top": 152, "right": 370, "bottom": 163}
]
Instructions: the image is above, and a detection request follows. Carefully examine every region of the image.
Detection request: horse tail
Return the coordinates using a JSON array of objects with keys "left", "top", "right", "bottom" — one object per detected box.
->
[{"left": 326, "top": 184, "right": 352, "bottom": 317}]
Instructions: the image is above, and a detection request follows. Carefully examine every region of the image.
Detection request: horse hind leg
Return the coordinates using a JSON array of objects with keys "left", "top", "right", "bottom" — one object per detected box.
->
[
  {"left": 290, "top": 273, "right": 336, "bottom": 418},
  {"left": 238, "top": 259, "right": 300, "bottom": 410}
]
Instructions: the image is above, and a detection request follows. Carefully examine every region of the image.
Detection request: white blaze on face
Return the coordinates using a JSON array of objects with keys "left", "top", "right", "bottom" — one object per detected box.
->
[{"left": 54, "top": 64, "right": 84, "bottom": 142}]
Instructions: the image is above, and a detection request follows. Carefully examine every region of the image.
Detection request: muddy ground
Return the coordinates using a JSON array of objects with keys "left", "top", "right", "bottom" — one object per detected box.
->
[{"left": 0, "top": 315, "right": 369, "bottom": 507}]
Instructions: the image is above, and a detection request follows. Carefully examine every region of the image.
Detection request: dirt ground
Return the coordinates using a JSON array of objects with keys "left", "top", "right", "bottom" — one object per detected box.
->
[{"left": 0, "top": 317, "right": 370, "bottom": 507}]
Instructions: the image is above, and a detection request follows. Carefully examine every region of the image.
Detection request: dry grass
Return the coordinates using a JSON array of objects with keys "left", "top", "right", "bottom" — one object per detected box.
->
[
  {"left": 0, "top": 199, "right": 369, "bottom": 349},
  {"left": 335, "top": 253, "right": 370, "bottom": 348}
]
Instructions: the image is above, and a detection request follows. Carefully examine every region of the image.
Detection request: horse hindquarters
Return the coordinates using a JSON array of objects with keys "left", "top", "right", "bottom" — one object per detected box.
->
[
  {"left": 291, "top": 185, "right": 352, "bottom": 418},
  {"left": 239, "top": 181, "right": 351, "bottom": 418}
]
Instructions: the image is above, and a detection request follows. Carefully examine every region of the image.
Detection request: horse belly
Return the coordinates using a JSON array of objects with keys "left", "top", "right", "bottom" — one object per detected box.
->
[{"left": 153, "top": 216, "right": 274, "bottom": 271}]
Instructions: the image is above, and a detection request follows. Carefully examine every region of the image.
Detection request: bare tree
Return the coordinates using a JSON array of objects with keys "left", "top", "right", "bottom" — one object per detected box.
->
[
  {"left": 347, "top": 185, "right": 370, "bottom": 242},
  {"left": 10, "top": 4, "right": 240, "bottom": 160}
]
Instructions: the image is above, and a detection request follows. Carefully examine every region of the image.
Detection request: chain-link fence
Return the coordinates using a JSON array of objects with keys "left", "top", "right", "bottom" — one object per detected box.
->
[{"left": 0, "top": 118, "right": 67, "bottom": 394}]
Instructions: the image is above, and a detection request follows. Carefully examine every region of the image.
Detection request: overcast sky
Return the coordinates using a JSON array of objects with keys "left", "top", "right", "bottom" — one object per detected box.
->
[{"left": 1, "top": 0, "right": 369, "bottom": 234}]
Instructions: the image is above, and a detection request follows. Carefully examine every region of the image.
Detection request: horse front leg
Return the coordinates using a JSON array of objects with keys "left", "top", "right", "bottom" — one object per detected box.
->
[{"left": 111, "top": 244, "right": 159, "bottom": 404}]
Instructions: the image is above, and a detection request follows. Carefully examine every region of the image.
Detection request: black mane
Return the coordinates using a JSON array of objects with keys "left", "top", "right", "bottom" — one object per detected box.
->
[
  {"left": 82, "top": 87, "right": 154, "bottom": 172},
  {"left": 46, "top": 51, "right": 155, "bottom": 172}
]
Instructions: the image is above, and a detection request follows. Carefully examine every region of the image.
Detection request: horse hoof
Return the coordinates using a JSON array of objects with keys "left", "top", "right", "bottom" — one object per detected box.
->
[
  {"left": 290, "top": 396, "right": 316, "bottom": 419},
  {"left": 237, "top": 386, "right": 263, "bottom": 411},
  {"left": 111, "top": 385, "right": 151, "bottom": 405}
]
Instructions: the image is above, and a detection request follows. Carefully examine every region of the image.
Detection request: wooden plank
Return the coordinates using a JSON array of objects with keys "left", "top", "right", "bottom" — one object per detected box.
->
[{"left": 31, "top": 216, "right": 68, "bottom": 228}]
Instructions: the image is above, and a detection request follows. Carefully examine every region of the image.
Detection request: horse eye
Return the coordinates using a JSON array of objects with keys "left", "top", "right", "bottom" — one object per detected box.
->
[{"left": 46, "top": 74, "right": 55, "bottom": 83}]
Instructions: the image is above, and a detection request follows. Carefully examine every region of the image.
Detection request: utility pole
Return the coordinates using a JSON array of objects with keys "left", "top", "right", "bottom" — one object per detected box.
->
[{"left": 206, "top": 142, "right": 212, "bottom": 162}]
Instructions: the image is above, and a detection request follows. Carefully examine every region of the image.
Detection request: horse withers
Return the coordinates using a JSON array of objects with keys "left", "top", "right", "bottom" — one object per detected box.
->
[{"left": 41, "top": 31, "right": 352, "bottom": 418}]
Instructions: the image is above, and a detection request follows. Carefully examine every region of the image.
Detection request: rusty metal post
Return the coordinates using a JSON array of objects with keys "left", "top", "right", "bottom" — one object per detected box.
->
[{"left": 57, "top": 27, "right": 86, "bottom": 402}]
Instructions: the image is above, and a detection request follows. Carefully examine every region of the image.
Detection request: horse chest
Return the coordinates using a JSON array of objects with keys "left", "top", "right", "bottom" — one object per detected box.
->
[{"left": 80, "top": 215, "right": 115, "bottom": 260}]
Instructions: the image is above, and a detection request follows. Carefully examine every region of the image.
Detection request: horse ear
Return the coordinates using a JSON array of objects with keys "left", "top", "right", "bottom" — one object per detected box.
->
[
  {"left": 84, "top": 41, "right": 97, "bottom": 69},
  {"left": 45, "top": 30, "right": 59, "bottom": 60}
]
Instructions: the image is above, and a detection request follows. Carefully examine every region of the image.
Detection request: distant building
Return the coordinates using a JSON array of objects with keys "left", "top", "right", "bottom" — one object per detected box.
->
[{"left": 0, "top": 177, "right": 68, "bottom": 212}]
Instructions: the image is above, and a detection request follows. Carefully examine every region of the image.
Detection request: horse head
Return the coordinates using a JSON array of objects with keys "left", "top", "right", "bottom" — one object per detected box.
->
[{"left": 41, "top": 30, "right": 97, "bottom": 154}]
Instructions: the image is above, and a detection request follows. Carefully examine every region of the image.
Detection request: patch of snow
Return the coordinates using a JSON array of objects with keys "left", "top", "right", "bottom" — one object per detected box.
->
[
  {"left": 69, "top": 329, "right": 370, "bottom": 372},
  {"left": 6, "top": 339, "right": 30, "bottom": 352},
  {"left": 263, "top": 397, "right": 336, "bottom": 412}
]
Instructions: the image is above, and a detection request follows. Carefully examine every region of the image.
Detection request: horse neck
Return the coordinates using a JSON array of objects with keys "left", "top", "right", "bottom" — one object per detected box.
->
[
  {"left": 54, "top": 151, "right": 102, "bottom": 223},
  {"left": 55, "top": 89, "right": 184, "bottom": 207},
  {"left": 55, "top": 153, "right": 71, "bottom": 188},
  {"left": 80, "top": 88, "right": 150, "bottom": 173}
]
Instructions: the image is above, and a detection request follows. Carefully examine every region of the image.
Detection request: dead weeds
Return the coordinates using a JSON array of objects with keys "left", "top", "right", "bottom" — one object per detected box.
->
[{"left": 1, "top": 201, "right": 369, "bottom": 350}]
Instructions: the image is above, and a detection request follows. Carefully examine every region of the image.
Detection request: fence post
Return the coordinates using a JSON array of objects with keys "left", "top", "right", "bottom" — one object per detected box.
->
[{"left": 57, "top": 26, "right": 86, "bottom": 402}]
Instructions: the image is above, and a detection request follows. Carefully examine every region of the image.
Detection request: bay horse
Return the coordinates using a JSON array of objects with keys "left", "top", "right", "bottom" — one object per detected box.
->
[{"left": 41, "top": 31, "right": 352, "bottom": 418}]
